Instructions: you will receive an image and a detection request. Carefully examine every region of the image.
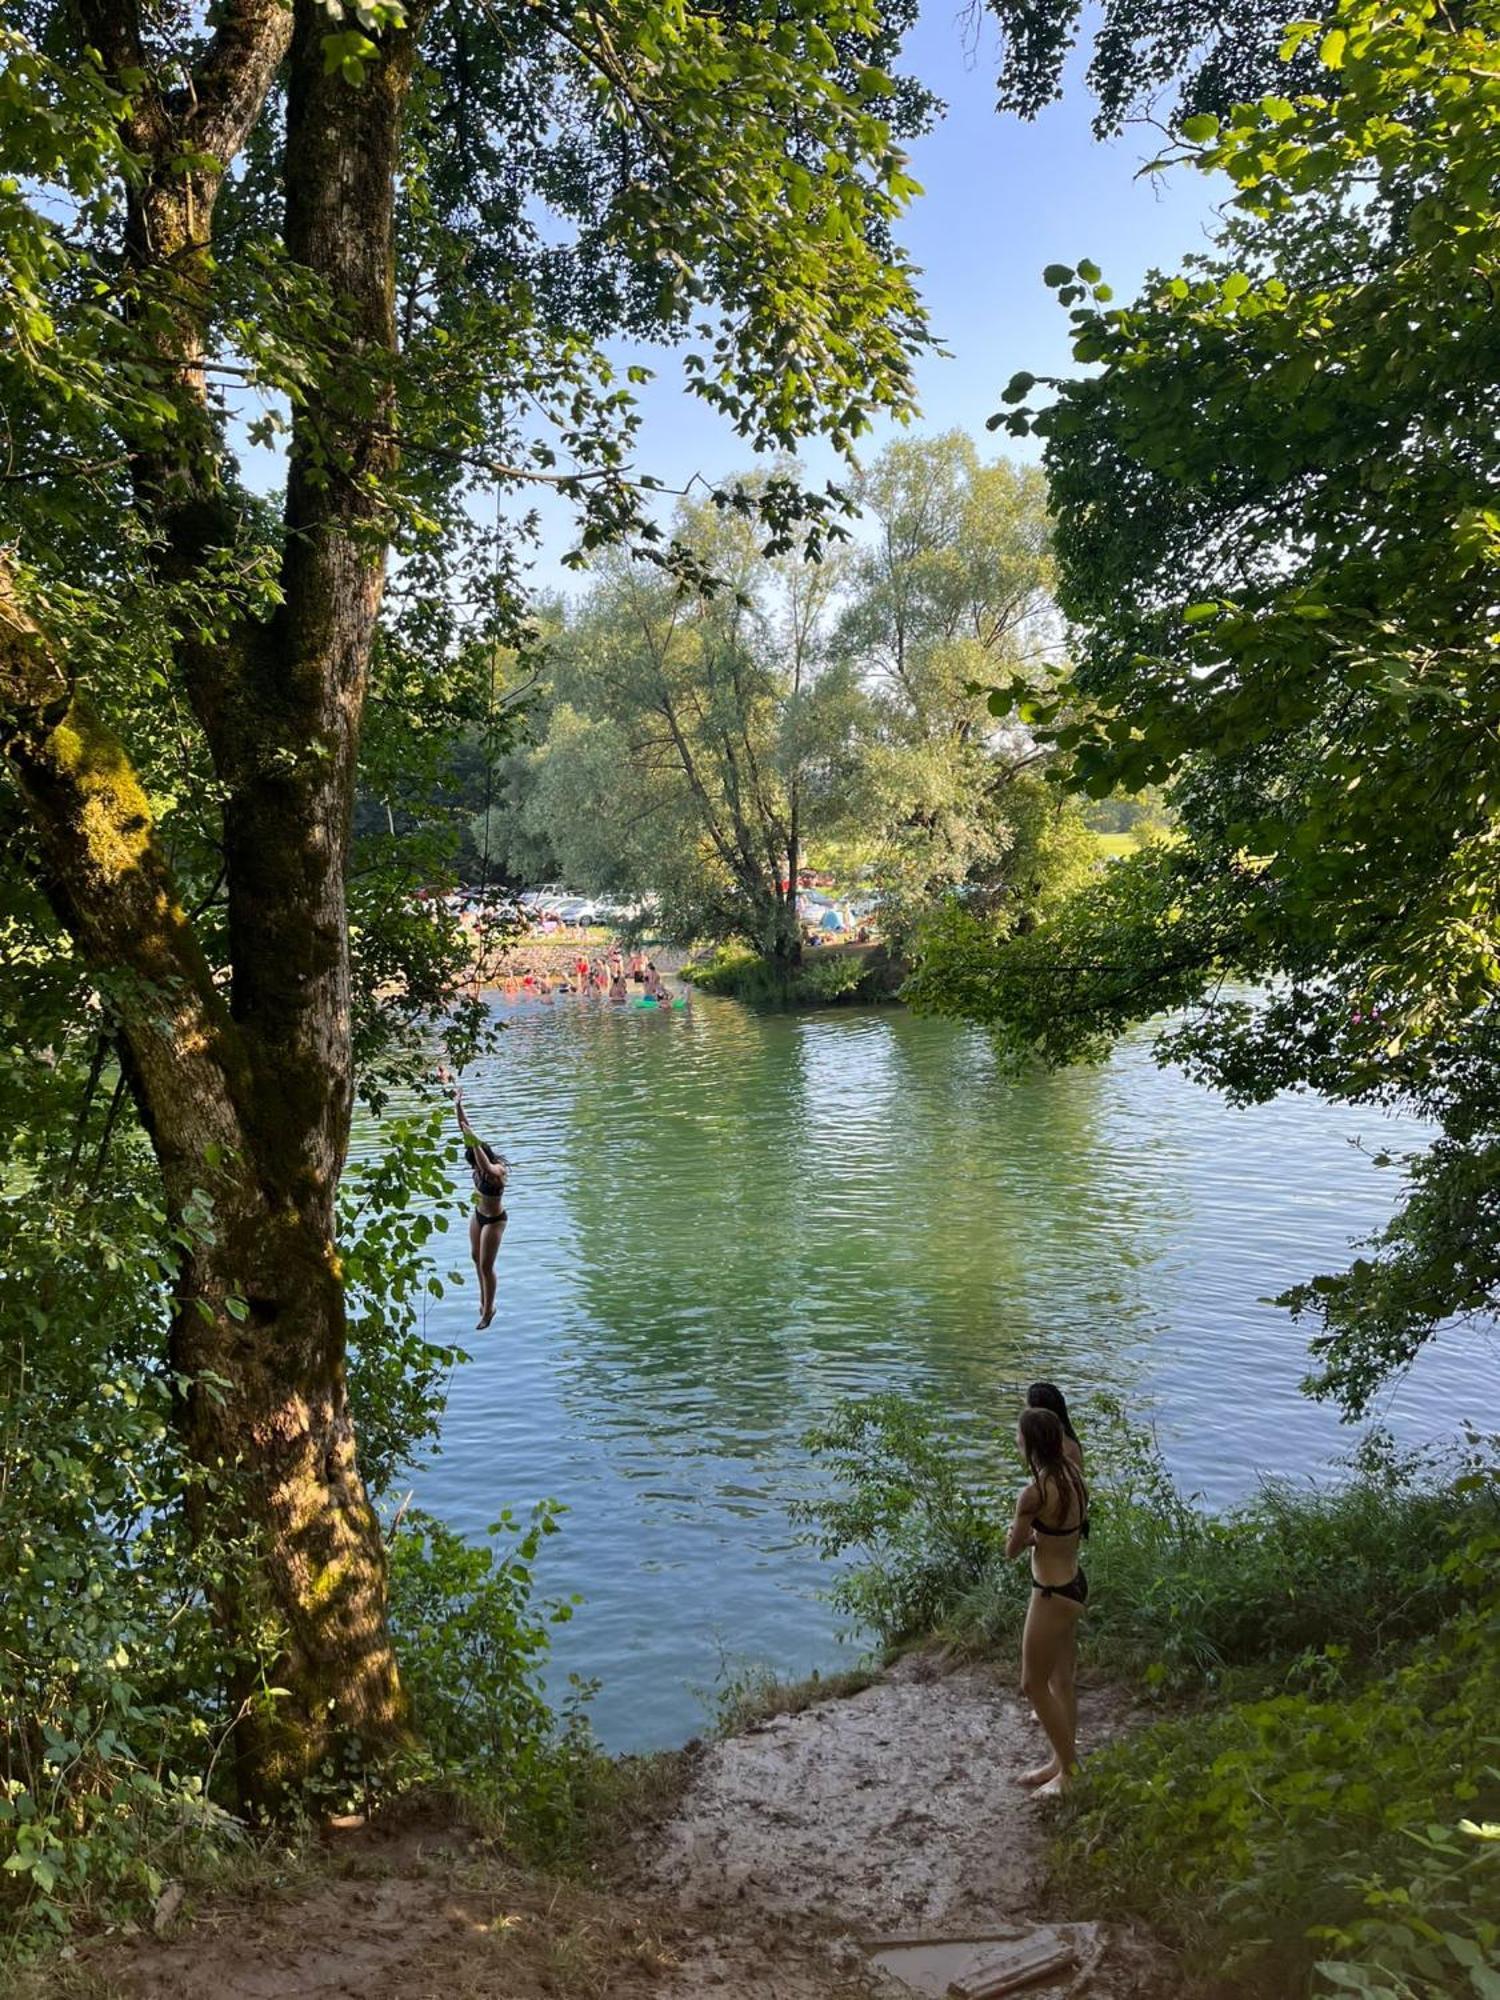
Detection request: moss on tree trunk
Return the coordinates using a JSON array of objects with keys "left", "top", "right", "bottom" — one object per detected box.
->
[{"left": 1, "top": 0, "right": 426, "bottom": 1813}]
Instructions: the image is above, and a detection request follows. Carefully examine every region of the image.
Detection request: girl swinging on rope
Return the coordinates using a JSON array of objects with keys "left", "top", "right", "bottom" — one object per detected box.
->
[{"left": 437, "top": 1065, "right": 509, "bottom": 1329}]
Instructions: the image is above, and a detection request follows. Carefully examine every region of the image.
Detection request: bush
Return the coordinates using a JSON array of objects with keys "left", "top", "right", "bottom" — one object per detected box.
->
[
  {"left": 791, "top": 1393, "right": 1007, "bottom": 1644},
  {"left": 0, "top": 1175, "right": 255, "bottom": 1945},
  {"left": 386, "top": 1506, "right": 601, "bottom": 1861},
  {"left": 960, "top": 1413, "right": 1492, "bottom": 1693},
  {"left": 799, "top": 1392, "right": 1500, "bottom": 1692},
  {"left": 1056, "top": 1577, "right": 1500, "bottom": 1997},
  {"left": 683, "top": 942, "right": 897, "bottom": 1009}
]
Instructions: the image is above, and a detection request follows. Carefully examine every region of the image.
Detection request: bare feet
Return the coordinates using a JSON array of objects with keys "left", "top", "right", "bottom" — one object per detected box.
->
[
  {"left": 1017, "top": 1759, "right": 1061, "bottom": 1789},
  {"left": 1033, "top": 1768, "right": 1078, "bottom": 1799},
  {"left": 476, "top": 1310, "right": 494, "bottom": 1330}
]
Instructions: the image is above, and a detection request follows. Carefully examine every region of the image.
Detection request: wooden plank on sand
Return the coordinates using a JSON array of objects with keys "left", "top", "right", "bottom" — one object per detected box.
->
[
  {"left": 947, "top": 1934, "right": 1077, "bottom": 1999},
  {"left": 859, "top": 1929, "right": 1025, "bottom": 1951}
]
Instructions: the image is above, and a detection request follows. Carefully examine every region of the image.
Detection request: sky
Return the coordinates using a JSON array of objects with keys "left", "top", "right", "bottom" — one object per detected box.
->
[
  {"left": 517, "top": 3, "right": 1227, "bottom": 592},
  {"left": 227, "top": 7, "right": 1227, "bottom": 595}
]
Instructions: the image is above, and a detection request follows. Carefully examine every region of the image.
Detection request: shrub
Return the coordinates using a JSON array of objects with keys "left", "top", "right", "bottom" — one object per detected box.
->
[
  {"left": 683, "top": 942, "right": 896, "bottom": 1009},
  {"left": 0, "top": 1175, "right": 254, "bottom": 1945},
  {"left": 1055, "top": 1578, "right": 1500, "bottom": 1997},
  {"left": 386, "top": 1506, "right": 601, "bottom": 1860},
  {"left": 798, "top": 1391, "right": 1500, "bottom": 1693},
  {"left": 791, "top": 1393, "right": 1007, "bottom": 1644}
]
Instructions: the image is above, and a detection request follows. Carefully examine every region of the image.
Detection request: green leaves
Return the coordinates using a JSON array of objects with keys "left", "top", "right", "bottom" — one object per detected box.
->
[
  {"left": 321, "top": 29, "right": 379, "bottom": 84},
  {"left": 921, "top": 0, "right": 1500, "bottom": 1419},
  {"left": 386, "top": 1507, "right": 596, "bottom": 1848}
]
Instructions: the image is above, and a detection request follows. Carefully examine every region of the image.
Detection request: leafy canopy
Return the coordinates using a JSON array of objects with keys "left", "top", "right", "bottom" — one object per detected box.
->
[{"left": 913, "top": 0, "right": 1500, "bottom": 1414}]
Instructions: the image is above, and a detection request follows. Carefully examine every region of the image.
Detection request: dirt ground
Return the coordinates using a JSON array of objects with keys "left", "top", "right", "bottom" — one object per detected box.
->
[
  {"left": 641, "top": 1654, "right": 1135, "bottom": 1934},
  {"left": 41, "top": 1661, "right": 1162, "bottom": 2000}
]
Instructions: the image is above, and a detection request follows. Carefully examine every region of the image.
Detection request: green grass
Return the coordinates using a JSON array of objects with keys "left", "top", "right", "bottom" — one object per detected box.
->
[
  {"left": 1090, "top": 828, "right": 1183, "bottom": 862},
  {"left": 706, "top": 1662, "right": 881, "bottom": 1738}
]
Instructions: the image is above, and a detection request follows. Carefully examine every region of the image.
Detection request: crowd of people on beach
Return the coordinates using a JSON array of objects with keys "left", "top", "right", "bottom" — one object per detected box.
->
[{"left": 494, "top": 945, "right": 686, "bottom": 1008}]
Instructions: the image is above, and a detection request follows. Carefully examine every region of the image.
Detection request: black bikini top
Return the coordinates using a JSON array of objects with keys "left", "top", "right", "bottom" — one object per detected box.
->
[
  {"left": 1033, "top": 1512, "right": 1090, "bottom": 1539},
  {"left": 1032, "top": 1471, "right": 1090, "bottom": 1539},
  {"left": 469, "top": 1152, "right": 508, "bottom": 1200}
]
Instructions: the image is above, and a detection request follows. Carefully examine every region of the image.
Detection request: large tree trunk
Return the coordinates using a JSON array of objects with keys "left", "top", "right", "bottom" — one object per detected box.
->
[{"left": 0, "top": 0, "right": 422, "bottom": 1814}]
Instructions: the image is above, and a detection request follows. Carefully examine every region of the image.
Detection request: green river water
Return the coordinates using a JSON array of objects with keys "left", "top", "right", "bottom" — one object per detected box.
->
[{"left": 352, "top": 993, "right": 1496, "bottom": 1749}]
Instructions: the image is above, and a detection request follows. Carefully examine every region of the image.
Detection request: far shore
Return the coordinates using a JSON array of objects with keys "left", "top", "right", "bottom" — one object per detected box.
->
[{"left": 457, "top": 932, "right": 692, "bottom": 987}]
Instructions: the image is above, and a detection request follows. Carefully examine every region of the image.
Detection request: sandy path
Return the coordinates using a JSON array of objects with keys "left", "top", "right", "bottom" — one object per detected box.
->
[
  {"left": 642, "top": 1656, "right": 1145, "bottom": 1997},
  {"left": 53, "top": 1663, "right": 1150, "bottom": 2000}
]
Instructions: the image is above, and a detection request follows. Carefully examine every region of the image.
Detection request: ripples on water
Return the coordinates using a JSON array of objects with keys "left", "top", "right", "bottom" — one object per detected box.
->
[{"left": 350, "top": 994, "right": 1499, "bottom": 1748}]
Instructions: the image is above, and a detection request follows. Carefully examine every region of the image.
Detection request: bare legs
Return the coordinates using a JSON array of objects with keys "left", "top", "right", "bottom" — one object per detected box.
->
[
  {"left": 469, "top": 1210, "right": 507, "bottom": 1329},
  {"left": 1018, "top": 1590, "right": 1082, "bottom": 1793}
]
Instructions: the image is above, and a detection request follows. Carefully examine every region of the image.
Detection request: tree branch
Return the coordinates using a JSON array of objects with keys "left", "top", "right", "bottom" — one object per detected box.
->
[{"left": 0, "top": 568, "right": 252, "bottom": 1203}]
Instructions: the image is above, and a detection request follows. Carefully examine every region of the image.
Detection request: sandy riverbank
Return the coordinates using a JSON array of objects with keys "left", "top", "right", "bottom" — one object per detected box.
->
[{"left": 66, "top": 1659, "right": 1158, "bottom": 2000}]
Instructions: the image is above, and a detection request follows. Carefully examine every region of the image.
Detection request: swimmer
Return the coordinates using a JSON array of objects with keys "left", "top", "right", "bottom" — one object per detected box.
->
[{"left": 438, "top": 1066, "right": 509, "bottom": 1330}]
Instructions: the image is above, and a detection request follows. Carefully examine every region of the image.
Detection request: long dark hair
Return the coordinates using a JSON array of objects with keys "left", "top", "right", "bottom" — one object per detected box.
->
[
  {"left": 1019, "top": 1406, "right": 1086, "bottom": 1525},
  {"left": 1027, "top": 1381, "right": 1079, "bottom": 1445}
]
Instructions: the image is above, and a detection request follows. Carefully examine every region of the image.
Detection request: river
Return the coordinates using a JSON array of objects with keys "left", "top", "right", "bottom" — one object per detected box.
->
[{"left": 351, "top": 993, "right": 1497, "bottom": 1749}]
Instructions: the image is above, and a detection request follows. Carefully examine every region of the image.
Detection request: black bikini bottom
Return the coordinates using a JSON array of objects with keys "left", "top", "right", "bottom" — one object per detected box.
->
[
  {"left": 474, "top": 1208, "right": 508, "bottom": 1229},
  {"left": 1031, "top": 1568, "right": 1088, "bottom": 1606}
]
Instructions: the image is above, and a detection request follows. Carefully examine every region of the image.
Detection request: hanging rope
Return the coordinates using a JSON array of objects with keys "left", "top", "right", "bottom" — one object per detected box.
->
[
  {"left": 470, "top": 482, "right": 504, "bottom": 993},
  {"left": 478, "top": 482, "right": 502, "bottom": 900},
  {"left": 469, "top": 483, "right": 543, "bottom": 993}
]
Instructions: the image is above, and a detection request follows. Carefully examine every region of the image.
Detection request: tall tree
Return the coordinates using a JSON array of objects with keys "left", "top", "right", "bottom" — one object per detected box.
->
[
  {"left": 914, "top": 0, "right": 1500, "bottom": 1414},
  {"left": 836, "top": 433, "right": 1071, "bottom": 938},
  {"left": 979, "top": 0, "right": 1335, "bottom": 133},
  {"left": 532, "top": 495, "right": 868, "bottom": 962},
  {"left": 0, "top": 0, "right": 931, "bottom": 1806}
]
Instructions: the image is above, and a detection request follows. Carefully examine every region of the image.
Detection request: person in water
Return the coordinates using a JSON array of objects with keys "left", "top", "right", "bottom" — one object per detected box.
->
[
  {"left": 438, "top": 1067, "right": 509, "bottom": 1330},
  {"left": 1006, "top": 1405, "right": 1090, "bottom": 1795},
  {"left": 1027, "top": 1381, "right": 1084, "bottom": 1472}
]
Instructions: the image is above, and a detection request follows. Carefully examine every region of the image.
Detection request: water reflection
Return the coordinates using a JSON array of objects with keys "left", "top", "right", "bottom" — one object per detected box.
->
[{"left": 351, "top": 993, "right": 1500, "bottom": 1748}]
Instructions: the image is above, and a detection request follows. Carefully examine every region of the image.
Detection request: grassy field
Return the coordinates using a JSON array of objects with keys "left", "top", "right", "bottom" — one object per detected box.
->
[{"left": 1090, "top": 831, "right": 1140, "bottom": 861}]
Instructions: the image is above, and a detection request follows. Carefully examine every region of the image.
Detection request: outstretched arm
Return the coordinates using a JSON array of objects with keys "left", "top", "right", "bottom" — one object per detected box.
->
[
  {"left": 439, "top": 1066, "right": 498, "bottom": 1164},
  {"left": 438, "top": 1065, "right": 478, "bottom": 1145}
]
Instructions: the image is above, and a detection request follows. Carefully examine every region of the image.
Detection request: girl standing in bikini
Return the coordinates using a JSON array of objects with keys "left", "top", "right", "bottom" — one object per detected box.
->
[
  {"left": 438, "top": 1067, "right": 509, "bottom": 1330},
  {"left": 1006, "top": 1405, "right": 1089, "bottom": 1795}
]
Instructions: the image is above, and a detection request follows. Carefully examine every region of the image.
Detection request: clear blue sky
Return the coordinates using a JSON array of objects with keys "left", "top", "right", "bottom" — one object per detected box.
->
[{"left": 519, "top": 5, "right": 1225, "bottom": 591}]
